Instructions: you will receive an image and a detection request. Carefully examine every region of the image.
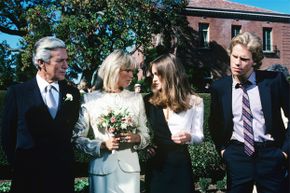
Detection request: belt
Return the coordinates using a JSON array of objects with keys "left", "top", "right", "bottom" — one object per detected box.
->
[{"left": 230, "top": 140, "right": 277, "bottom": 148}]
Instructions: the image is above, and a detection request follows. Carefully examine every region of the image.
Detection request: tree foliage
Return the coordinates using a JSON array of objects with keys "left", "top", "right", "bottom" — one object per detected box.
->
[
  {"left": 0, "top": 0, "right": 61, "bottom": 36},
  {"left": 0, "top": 42, "right": 17, "bottom": 89},
  {"left": 1, "top": 0, "right": 189, "bottom": 87}
]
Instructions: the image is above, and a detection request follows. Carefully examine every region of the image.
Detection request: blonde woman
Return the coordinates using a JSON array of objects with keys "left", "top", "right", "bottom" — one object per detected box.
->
[
  {"left": 73, "top": 49, "right": 150, "bottom": 193},
  {"left": 144, "top": 53, "right": 204, "bottom": 193}
]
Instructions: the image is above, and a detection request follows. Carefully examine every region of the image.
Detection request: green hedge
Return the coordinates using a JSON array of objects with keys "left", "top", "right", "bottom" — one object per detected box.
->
[
  {"left": 0, "top": 91, "right": 224, "bottom": 181},
  {"left": 189, "top": 93, "right": 224, "bottom": 181},
  {"left": 0, "top": 91, "right": 8, "bottom": 165}
]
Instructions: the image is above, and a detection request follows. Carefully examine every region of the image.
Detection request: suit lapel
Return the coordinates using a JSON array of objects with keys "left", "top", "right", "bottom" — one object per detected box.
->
[
  {"left": 222, "top": 76, "right": 233, "bottom": 127},
  {"left": 28, "top": 78, "right": 68, "bottom": 120},
  {"left": 27, "top": 78, "right": 45, "bottom": 107},
  {"left": 25, "top": 78, "right": 56, "bottom": 122},
  {"left": 55, "top": 81, "right": 67, "bottom": 119},
  {"left": 256, "top": 71, "right": 272, "bottom": 131}
]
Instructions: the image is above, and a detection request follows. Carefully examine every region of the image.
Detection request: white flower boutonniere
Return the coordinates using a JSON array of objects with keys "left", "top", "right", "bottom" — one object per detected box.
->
[{"left": 64, "top": 93, "right": 73, "bottom": 101}]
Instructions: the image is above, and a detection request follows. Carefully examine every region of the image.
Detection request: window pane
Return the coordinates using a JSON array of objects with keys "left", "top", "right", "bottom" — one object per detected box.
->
[
  {"left": 263, "top": 28, "right": 272, "bottom": 51},
  {"left": 231, "top": 25, "right": 241, "bottom": 38},
  {"left": 199, "top": 23, "right": 209, "bottom": 47}
]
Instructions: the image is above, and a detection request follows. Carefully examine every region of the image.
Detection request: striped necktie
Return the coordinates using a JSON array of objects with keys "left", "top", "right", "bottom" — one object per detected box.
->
[{"left": 237, "top": 82, "right": 255, "bottom": 156}]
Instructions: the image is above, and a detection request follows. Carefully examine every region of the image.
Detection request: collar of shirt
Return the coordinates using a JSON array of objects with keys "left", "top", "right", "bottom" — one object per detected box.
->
[
  {"left": 36, "top": 74, "right": 59, "bottom": 93},
  {"left": 232, "top": 71, "right": 257, "bottom": 89}
]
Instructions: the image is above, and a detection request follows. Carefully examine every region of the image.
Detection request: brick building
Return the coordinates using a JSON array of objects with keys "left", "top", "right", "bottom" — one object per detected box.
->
[{"left": 184, "top": 0, "right": 290, "bottom": 81}]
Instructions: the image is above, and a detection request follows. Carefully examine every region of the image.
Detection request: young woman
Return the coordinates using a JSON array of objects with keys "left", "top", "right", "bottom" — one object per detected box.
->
[{"left": 144, "top": 53, "right": 204, "bottom": 193}]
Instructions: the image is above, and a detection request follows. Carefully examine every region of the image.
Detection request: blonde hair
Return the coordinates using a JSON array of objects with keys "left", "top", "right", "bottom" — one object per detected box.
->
[
  {"left": 98, "top": 49, "right": 134, "bottom": 92},
  {"left": 149, "top": 53, "right": 196, "bottom": 113},
  {"left": 228, "top": 32, "right": 264, "bottom": 69}
]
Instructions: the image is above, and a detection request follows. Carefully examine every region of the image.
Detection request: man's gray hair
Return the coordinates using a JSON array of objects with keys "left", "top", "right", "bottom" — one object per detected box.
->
[{"left": 33, "top": 36, "right": 66, "bottom": 69}]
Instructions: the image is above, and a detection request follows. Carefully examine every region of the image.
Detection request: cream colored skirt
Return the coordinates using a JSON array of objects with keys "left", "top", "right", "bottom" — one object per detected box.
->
[{"left": 89, "top": 165, "right": 140, "bottom": 193}]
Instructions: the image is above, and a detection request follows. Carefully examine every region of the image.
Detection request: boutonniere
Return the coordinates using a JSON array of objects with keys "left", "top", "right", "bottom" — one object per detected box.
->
[{"left": 64, "top": 93, "right": 73, "bottom": 101}]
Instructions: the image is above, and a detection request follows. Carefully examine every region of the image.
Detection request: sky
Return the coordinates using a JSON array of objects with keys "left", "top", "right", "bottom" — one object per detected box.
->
[
  {"left": 1, "top": 0, "right": 290, "bottom": 48},
  {"left": 230, "top": 0, "right": 290, "bottom": 14}
]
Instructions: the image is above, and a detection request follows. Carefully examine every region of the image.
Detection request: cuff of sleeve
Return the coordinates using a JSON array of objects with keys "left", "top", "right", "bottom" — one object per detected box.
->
[
  {"left": 187, "top": 134, "right": 203, "bottom": 144},
  {"left": 133, "top": 135, "right": 146, "bottom": 150}
]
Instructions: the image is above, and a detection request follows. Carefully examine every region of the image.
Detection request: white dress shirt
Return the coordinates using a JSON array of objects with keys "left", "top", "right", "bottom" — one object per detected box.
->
[
  {"left": 231, "top": 72, "right": 274, "bottom": 142},
  {"left": 36, "top": 74, "right": 59, "bottom": 108},
  {"left": 167, "top": 95, "right": 204, "bottom": 144}
]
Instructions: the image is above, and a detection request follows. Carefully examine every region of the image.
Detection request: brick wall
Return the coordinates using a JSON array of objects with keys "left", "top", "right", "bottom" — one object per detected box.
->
[{"left": 186, "top": 15, "right": 290, "bottom": 77}]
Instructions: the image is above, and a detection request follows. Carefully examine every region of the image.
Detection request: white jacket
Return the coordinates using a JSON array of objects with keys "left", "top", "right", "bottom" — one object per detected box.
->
[{"left": 73, "top": 89, "right": 150, "bottom": 175}]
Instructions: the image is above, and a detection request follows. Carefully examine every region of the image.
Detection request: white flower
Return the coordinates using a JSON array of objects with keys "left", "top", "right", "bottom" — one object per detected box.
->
[{"left": 64, "top": 93, "right": 73, "bottom": 101}]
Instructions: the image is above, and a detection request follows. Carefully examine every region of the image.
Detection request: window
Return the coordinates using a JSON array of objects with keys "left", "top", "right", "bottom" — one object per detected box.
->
[
  {"left": 231, "top": 25, "right": 241, "bottom": 38},
  {"left": 263, "top": 28, "right": 272, "bottom": 52},
  {"left": 199, "top": 23, "right": 209, "bottom": 48}
]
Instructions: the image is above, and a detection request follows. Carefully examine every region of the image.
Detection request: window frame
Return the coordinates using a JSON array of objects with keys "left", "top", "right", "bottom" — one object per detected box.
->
[
  {"left": 231, "top": 25, "right": 241, "bottom": 39},
  {"left": 199, "top": 23, "right": 210, "bottom": 48},
  {"left": 263, "top": 27, "right": 273, "bottom": 52}
]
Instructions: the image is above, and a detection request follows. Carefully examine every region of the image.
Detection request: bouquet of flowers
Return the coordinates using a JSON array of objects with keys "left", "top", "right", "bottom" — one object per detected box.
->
[{"left": 97, "top": 107, "right": 137, "bottom": 142}]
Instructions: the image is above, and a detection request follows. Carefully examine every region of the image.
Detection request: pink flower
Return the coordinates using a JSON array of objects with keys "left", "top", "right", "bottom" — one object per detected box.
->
[
  {"left": 110, "top": 116, "right": 116, "bottom": 123},
  {"left": 109, "top": 127, "right": 116, "bottom": 133},
  {"left": 96, "top": 108, "right": 137, "bottom": 137}
]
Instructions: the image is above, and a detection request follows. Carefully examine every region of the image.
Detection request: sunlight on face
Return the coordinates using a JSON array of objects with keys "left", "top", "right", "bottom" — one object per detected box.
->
[
  {"left": 43, "top": 48, "right": 68, "bottom": 83},
  {"left": 117, "top": 68, "right": 133, "bottom": 89},
  {"left": 230, "top": 44, "right": 254, "bottom": 82}
]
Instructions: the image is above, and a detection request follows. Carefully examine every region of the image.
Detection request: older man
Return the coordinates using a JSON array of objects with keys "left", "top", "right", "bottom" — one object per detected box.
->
[{"left": 1, "top": 37, "right": 80, "bottom": 193}]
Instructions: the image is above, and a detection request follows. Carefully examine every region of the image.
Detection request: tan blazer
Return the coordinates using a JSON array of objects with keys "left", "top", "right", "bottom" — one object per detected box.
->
[{"left": 73, "top": 89, "right": 150, "bottom": 175}]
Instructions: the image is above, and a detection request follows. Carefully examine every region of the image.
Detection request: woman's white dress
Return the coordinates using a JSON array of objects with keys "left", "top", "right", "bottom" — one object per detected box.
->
[{"left": 73, "top": 89, "right": 150, "bottom": 193}]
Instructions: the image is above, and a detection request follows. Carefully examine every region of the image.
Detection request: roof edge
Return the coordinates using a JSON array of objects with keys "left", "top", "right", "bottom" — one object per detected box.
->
[{"left": 185, "top": 6, "right": 290, "bottom": 19}]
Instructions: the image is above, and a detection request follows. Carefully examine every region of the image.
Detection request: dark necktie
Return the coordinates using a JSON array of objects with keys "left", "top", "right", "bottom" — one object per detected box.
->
[
  {"left": 237, "top": 82, "right": 255, "bottom": 156},
  {"left": 45, "top": 85, "right": 58, "bottom": 118}
]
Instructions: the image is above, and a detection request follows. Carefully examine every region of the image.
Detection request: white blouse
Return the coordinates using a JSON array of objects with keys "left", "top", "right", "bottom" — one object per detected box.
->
[{"left": 167, "top": 95, "right": 204, "bottom": 144}]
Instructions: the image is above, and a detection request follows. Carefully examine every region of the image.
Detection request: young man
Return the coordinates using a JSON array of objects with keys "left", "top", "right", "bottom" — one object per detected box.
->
[
  {"left": 1, "top": 37, "right": 80, "bottom": 193},
  {"left": 209, "top": 32, "right": 289, "bottom": 193}
]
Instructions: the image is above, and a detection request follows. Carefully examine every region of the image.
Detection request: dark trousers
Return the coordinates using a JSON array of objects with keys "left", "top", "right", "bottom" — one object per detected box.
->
[
  {"left": 10, "top": 149, "right": 74, "bottom": 193},
  {"left": 223, "top": 140, "right": 287, "bottom": 193}
]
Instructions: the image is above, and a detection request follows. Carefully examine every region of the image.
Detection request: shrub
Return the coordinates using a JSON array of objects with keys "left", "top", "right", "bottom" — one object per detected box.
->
[
  {"left": 74, "top": 178, "right": 89, "bottom": 193},
  {"left": 0, "top": 178, "right": 89, "bottom": 193},
  {"left": 0, "top": 181, "right": 10, "bottom": 193},
  {"left": 189, "top": 142, "right": 224, "bottom": 181},
  {"left": 189, "top": 93, "right": 225, "bottom": 181},
  {"left": 216, "top": 175, "right": 227, "bottom": 191},
  {"left": 197, "top": 177, "right": 211, "bottom": 193}
]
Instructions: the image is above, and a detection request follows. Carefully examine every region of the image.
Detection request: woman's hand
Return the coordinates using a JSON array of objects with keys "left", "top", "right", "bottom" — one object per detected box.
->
[
  {"left": 171, "top": 131, "right": 191, "bottom": 144},
  {"left": 121, "top": 132, "right": 141, "bottom": 143},
  {"left": 146, "top": 145, "right": 157, "bottom": 158},
  {"left": 101, "top": 137, "right": 120, "bottom": 151}
]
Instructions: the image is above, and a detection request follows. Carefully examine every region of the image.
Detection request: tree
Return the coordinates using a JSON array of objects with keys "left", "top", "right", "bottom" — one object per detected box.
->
[
  {"left": 0, "top": 0, "right": 62, "bottom": 85},
  {"left": 54, "top": 0, "right": 189, "bottom": 85},
  {"left": 0, "top": 41, "right": 17, "bottom": 89},
  {"left": 1, "top": 0, "right": 190, "bottom": 87},
  {"left": 0, "top": 0, "right": 61, "bottom": 36}
]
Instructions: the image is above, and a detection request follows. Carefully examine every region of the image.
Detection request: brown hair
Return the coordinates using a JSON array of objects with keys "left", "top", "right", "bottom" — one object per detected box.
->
[{"left": 148, "top": 53, "right": 195, "bottom": 113}]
